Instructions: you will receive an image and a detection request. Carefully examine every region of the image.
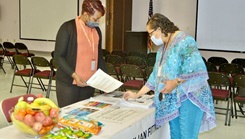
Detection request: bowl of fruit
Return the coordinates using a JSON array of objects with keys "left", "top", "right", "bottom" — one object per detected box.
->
[{"left": 11, "top": 96, "right": 60, "bottom": 138}]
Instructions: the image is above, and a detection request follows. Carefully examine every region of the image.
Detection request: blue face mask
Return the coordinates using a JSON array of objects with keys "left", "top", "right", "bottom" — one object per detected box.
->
[
  {"left": 151, "top": 35, "right": 163, "bottom": 46},
  {"left": 86, "top": 21, "right": 99, "bottom": 28}
]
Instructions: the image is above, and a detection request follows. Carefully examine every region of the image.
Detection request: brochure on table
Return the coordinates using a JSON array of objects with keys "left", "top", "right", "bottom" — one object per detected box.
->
[{"left": 61, "top": 92, "right": 154, "bottom": 123}]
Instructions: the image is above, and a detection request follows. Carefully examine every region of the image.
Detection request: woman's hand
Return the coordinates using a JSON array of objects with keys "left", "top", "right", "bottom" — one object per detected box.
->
[
  {"left": 72, "top": 72, "right": 87, "bottom": 87},
  {"left": 123, "top": 90, "right": 139, "bottom": 100},
  {"left": 159, "top": 79, "right": 178, "bottom": 94}
]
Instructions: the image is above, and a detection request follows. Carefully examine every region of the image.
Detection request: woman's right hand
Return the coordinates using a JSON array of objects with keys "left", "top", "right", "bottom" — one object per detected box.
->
[
  {"left": 123, "top": 91, "right": 139, "bottom": 100},
  {"left": 72, "top": 72, "right": 87, "bottom": 87}
]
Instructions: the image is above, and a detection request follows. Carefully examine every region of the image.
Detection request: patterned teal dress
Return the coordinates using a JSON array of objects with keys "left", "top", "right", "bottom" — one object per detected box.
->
[{"left": 146, "top": 32, "right": 216, "bottom": 132}]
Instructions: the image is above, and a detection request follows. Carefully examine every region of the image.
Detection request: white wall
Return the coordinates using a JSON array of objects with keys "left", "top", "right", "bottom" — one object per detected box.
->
[
  {"left": 0, "top": 0, "right": 244, "bottom": 61},
  {"left": 132, "top": 0, "right": 244, "bottom": 62},
  {"left": 132, "top": 0, "right": 196, "bottom": 37},
  {"left": 0, "top": 0, "right": 55, "bottom": 52},
  {"left": 0, "top": 0, "right": 106, "bottom": 52}
]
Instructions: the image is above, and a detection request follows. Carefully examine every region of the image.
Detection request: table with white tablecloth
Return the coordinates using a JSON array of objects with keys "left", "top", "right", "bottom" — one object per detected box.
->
[{"left": 0, "top": 93, "right": 170, "bottom": 139}]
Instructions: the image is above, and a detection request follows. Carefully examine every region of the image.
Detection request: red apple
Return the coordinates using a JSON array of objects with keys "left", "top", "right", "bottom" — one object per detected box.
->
[
  {"left": 34, "top": 112, "right": 46, "bottom": 122},
  {"left": 23, "top": 114, "right": 35, "bottom": 127},
  {"left": 32, "top": 122, "right": 43, "bottom": 132},
  {"left": 42, "top": 116, "right": 53, "bottom": 126},
  {"left": 49, "top": 108, "right": 59, "bottom": 118}
]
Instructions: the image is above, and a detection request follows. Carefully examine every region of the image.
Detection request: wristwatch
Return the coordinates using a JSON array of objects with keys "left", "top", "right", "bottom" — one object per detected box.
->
[{"left": 176, "top": 78, "right": 181, "bottom": 85}]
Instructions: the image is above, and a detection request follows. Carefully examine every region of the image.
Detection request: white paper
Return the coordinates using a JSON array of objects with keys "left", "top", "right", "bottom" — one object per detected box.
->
[
  {"left": 120, "top": 95, "right": 154, "bottom": 109},
  {"left": 89, "top": 107, "right": 144, "bottom": 124},
  {"left": 87, "top": 69, "right": 123, "bottom": 93}
]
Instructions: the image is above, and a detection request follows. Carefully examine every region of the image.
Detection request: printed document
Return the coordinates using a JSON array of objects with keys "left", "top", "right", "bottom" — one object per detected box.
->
[{"left": 87, "top": 69, "right": 123, "bottom": 93}]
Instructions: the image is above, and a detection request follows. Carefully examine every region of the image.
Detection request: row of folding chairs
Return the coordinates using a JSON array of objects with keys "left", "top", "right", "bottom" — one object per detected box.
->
[
  {"left": 102, "top": 49, "right": 157, "bottom": 59},
  {"left": 10, "top": 54, "right": 57, "bottom": 98},
  {"left": 205, "top": 62, "right": 245, "bottom": 76},
  {"left": 203, "top": 56, "right": 245, "bottom": 68},
  {"left": 105, "top": 54, "right": 156, "bottom": 69},
  {"left": 208, "top": 72, "right": 245, "bottom": 126},
  {"left": 0, "top": 42, "right": 35, "bottom": 70},
  {"left": 106, "top": 62, "right": 153, "bottom": 91}
]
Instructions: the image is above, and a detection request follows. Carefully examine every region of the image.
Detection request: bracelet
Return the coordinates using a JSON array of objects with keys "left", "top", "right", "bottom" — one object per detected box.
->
[{"left": 176, "top": 78, "right": 181, "bottom": 85}]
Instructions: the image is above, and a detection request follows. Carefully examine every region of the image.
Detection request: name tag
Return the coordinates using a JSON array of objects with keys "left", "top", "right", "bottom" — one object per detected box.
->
[
  {"left": 157, "top": 66, "right": 162, "bottom": 77},
  {"left": 91, "top": 60, "right": 96, "bottom": 70}
]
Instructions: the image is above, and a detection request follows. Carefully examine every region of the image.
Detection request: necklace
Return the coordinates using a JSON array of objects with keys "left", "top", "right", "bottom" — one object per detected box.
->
[
  {"left": 79, "top": 18, "right": 95, "bottom": 60},
  {"left": 158, "top": 33, "right": 173, "bottom": 66},
  {"left": 165, "top": 33, "right": 172, "bottom": 49}
]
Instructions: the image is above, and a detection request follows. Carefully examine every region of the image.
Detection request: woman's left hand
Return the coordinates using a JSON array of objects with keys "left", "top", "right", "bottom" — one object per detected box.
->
[{"left": 159, "top": 79, "right": 178, "bottom": 94}]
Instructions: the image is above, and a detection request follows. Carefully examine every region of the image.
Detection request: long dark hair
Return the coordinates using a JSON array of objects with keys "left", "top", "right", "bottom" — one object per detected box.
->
[
  {"left": 82, "top": 0, "right": 105, "bottom": 16},
  {"left": 147, "top": 13, "right": 179, "bottom": 37}
]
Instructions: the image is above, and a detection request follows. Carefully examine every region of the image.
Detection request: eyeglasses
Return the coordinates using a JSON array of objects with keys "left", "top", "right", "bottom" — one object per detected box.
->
[{"left": 149, "top": 28, "right": 157, "bottom": 36}]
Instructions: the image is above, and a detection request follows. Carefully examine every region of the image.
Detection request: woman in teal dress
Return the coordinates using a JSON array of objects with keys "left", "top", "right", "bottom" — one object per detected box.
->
[{"left": 123, "top": 13, "right": 216, "bottom": 139}]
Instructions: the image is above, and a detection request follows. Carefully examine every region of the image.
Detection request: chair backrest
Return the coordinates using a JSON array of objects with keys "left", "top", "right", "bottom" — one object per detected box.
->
[
  {"left": 15, "top": 42, "right": 28, "bottom": 52},
  {"left": 3, "top": 42, "right": 16, "bottom": 53},
  {"left": 0, "top": 43, "right": 5, "bottom": 56},
  {"left": 219, "top": 63, "right": 244, "bottom": 77},
  {"left": 147, "top": 53, "right": 157, "bottom": 59},
  {"left": 145, "top": 66, "right": 153, "bottom": 80},
  {"left": 0, "top": 94, "right": 37, "bottom": 124},
  {"left": 233, "top": 75, "right": 245, "bottom": 97},
  {"left": 205, "top": 62, "right": 218, "bottom": 72},
  {"left": 120, "top": 64, "right": 145, "bottom": 80},
  {"left": 0, "top": 43, "right": 5, "bottom": 73},
  {"left": 51, "top": 51, "right": 55, "bottom": 58},
  {"left": 50, "top": 58, "right": 57, "bottom": 79},
  {"left": 102, "top": 49, "right": 110, "bottom": 57},
  {"left": 128, "top": 51, "right": 141, "bottom": 57},
  {"left": 106, "top": 62, "right": 120, "bottom": 80},
  {"left": 31, "top": 56, "right": 50, "bottom": 68},
  {"left": 105, "top": 54, "right": 124, "bottom": 66},
  {"left": 3, "top": 42, "right": 16, "bottom": 51},
  {"left": 202, "top": 56, "right": 207, "bottom": 63},
  {"left": 125, "top": 56, "right": 147, "bottom": 68},
  {"left": 50, "top": 58, "right": 58, "bottom": 69},
  {"left": 111, "top": 50, "right": 127, "bottom": 58},
  {"left": 231, "top": 58, "right": 245, "bottom": 68},
  {"left": 13, "top": 54, "right": 33, "bottom": 72},
  {"left": 13, "top": 54, "right": 32, "bottom": 66},
  {"left": 207, "top": 56, "right": 228, "bottom": 66},
  {"left": 208, "top": 72, "right": 231, "bottom": 89},
  {"left": 147, "top": 58, "right": 156, "bottom": 67},
  {"left": 15, "top": 42, "right": 35, "bottom": 57}
]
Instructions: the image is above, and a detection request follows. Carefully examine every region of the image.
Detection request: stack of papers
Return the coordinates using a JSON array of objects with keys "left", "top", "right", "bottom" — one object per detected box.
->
[{"left": 120, "top": 95, "right": 154, "bottom": 109}]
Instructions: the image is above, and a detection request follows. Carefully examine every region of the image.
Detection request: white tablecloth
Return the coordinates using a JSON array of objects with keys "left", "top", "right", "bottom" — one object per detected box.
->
[{"left": 0, "top": 94, "right": 170, "bottom": 139}]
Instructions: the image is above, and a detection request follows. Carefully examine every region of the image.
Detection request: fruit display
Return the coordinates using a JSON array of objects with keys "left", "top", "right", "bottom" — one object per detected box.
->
[
  {"left": 11, "top": 96, "right": 60, "bottom": 137},
  {"left": 41, "top": 127, "right": 92, "bottom": 139}
]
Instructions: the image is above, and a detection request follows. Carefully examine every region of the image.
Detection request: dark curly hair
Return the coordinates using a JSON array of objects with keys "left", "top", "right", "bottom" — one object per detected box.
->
[
  {"left": 82, "top": 0, "right": 105, "bottom": 16},
  {"left": 147, "top": 13, "right": 179, "bottom": 37}
]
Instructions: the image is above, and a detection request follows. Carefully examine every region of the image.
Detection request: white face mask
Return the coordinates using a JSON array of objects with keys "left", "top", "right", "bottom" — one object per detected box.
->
[
  {"left": 151, "top": 35, "right": 164, "bottom": 46},
  {"left": 86, "top": 21, "right": 99, "bottom": 28}
]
